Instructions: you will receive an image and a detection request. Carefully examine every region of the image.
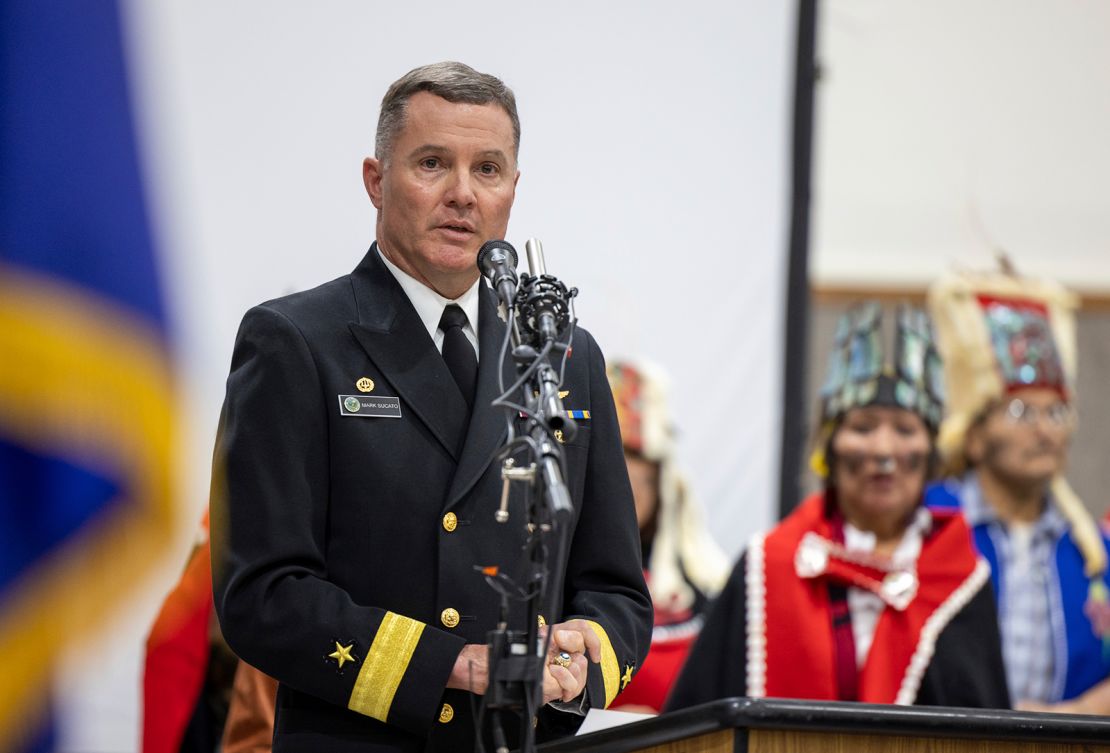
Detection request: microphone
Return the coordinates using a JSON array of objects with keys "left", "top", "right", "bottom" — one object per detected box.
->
[
  {"left": 522, "top": 238, "right": 559, "bottom": 343},
  {"left": 477, "top": 240, "right": 519, "bottom": 306},
  {"left": 524, "top": 237, "right": 546, "bottom": 277}
]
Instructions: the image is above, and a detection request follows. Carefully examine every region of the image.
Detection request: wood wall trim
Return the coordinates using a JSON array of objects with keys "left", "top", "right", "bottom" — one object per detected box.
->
[{"left": 812, "top": 284, "right": 1110, "bottom": 311}]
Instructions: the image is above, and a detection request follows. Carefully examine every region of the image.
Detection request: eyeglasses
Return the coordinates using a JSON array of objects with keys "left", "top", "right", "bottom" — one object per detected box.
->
[{"left": 1000, "top": 398, "right": 1074, "bottom": 428}]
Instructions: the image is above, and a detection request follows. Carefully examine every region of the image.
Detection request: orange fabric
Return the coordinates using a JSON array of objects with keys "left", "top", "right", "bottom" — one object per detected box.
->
[
  {"left": 221, "top": 661, "right": 279, "bottom": 753},
  {"left": 761, "top": 494, "right": 978, "bottom": 703},
  {"left": 142, "top": 513, "right": 213, "bottom": 753}
]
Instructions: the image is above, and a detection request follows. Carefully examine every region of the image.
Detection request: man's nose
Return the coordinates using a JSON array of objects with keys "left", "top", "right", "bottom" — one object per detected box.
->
[{"left": 444, "top": 169, "right": 476, "bottom": 208}]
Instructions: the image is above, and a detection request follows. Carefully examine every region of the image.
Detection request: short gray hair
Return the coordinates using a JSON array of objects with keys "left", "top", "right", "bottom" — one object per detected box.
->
[{"left": 375, "top": 61, "right": 520, "bottom": 164}]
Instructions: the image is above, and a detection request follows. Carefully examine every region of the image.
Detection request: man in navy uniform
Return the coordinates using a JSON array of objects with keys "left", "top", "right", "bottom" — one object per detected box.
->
[{"left": 210, "top": 61, "right": 651, "bottom": 751}]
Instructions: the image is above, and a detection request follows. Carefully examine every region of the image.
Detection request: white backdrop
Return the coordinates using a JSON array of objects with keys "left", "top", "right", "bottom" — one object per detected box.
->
[
  {"left": 813, "top": 0, "right": 1110, "bottom": 291},
  {"left": 55, "top": 2, "right": 795, "bottom": 749}
]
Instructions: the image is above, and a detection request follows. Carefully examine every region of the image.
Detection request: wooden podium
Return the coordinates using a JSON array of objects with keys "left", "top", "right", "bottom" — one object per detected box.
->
[{"left": 536, "top": 698, "right": 1110, "bottom": 753}]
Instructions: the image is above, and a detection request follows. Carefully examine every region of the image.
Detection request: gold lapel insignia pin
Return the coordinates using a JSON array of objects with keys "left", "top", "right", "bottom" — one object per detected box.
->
[{"left": 356, "top": 377, "right": 375, "bottom": 393}]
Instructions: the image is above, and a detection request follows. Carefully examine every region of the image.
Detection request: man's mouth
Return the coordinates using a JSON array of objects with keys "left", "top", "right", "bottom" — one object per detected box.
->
[{"left": 438, "top": 222, "right": 474, "bottom": 234}]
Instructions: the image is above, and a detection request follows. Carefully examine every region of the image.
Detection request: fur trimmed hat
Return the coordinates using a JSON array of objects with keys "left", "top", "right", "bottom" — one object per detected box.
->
[
  {"left": 607, "top": 359, "right": 728, "bottom": 610},
  {"left": 927, "top": 266, "right": 1104, "bottom": 577}
]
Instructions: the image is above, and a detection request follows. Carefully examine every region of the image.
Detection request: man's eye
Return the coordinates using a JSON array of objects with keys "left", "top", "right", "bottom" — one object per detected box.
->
[
  {"left": 478, "top": 163, "right": 499, "bottom": 175},
  {"left": 421, "top": 158, "right": 440, "bottom": 169}
]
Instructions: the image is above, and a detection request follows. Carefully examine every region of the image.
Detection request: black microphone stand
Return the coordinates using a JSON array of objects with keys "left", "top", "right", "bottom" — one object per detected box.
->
[{"left": 477, "top": 254, "right": 579, "bottom": 753}]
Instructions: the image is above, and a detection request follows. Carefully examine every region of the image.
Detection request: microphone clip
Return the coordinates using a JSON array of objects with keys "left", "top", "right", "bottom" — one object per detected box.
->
[{"left": 514, "top": 273, "right": 578, "bottom": 348}]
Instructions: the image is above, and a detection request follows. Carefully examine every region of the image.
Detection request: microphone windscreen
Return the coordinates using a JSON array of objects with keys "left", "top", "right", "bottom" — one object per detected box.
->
[{"left": 477, "top": 239, "right": 518, "bottom": 273}]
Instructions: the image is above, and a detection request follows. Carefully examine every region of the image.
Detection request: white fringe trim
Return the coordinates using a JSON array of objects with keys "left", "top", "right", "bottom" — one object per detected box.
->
[
  {"left": 745, "top": 532, "right": 768, "bottom": 698},
  {"left": 894, "top": 558, "right": 992, "bottom": 705}
]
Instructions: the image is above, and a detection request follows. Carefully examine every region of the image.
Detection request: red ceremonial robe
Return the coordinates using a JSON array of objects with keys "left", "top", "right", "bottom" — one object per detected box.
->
[{"left": 666, "top": 493, "right": 1010, "bottom": 710}]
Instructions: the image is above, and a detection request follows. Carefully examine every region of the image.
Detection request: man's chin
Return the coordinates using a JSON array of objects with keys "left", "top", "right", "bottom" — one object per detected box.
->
[
  {"left": 996, "top": 465, "right": 1057, "bottom": 491},
  {"left": 433, "top": 242, "right": 481, "bottom": 268}
]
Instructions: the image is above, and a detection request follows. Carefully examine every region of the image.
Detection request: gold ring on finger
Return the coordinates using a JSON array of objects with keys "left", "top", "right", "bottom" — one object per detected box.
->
[{"left": 551, "top": 651, "right": 572, "bottom": 669}]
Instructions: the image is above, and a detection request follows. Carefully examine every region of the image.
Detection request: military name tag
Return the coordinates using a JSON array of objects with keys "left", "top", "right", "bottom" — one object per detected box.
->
[{"left": 338, "top": 394, "right": 401, "bottom": 418}]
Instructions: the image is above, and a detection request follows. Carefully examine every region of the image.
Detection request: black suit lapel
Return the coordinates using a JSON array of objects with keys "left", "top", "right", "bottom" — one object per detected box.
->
[
  {"left": 347, "top": 246, "right": 469, "bottom": 461},
  {"left": 444, "top": 284, "right": 514, "bottom": 509}
]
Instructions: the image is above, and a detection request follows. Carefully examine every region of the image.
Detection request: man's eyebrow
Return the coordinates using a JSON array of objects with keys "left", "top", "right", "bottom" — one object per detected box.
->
[
  {"left": 406, "top": 144, "right": 510, "bottom": 162},
  {"left": 408, "top": 143, "right": 446, "bottom": 155},
  {"left": 474, "top": 149, "right": 509, "bottom": 162}
]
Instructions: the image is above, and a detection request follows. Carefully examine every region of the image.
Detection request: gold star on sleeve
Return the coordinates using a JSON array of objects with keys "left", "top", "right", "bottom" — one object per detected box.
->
[{"left": 329, "top": 641, "right": 356, "bottom": 669}]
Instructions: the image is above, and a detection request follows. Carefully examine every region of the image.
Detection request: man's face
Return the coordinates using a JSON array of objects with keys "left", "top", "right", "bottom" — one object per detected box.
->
[
  {"left": 967, "top": 387, "right": 1073, "bottom": 490},
  {"left": 363, "top": 91, "right": 519, "bottom": 299}
]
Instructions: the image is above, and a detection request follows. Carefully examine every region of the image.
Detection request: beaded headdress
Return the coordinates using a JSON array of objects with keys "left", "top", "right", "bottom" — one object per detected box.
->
[
  {"left": 810, "top": 303, "right": 945, "bottom": 478},
  {"left": 608, "top": 360, "right": 671, "bottom": 463},
  {"left": 817, "top": 302, "right": 945, "bottom": 431}
]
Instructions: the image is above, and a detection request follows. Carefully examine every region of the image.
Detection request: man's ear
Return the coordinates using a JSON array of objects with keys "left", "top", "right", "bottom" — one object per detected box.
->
[{"left": 363, "top": 157, "right": 384, "bottom": 209}]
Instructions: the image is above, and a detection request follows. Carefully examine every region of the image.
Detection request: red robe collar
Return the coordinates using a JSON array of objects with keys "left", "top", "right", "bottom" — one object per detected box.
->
[{"left": 745, "top": 493, "right": 989, "bottom": 704}]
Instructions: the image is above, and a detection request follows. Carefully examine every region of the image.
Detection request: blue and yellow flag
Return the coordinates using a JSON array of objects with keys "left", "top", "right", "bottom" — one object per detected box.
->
[{"left": 0, "top": 1, "right": 178, "bottom": 749}]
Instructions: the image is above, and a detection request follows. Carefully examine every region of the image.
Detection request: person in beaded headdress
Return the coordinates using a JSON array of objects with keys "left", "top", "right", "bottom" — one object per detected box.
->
[
  {"left": 604, "top": 359, "right": 730, "bottom": 713},
  {"left": 667, "top": 303, "right": 1009, "bottom": 710},
  {"left": 926, "top": 267, "right": 1110, "bottom": 714}
]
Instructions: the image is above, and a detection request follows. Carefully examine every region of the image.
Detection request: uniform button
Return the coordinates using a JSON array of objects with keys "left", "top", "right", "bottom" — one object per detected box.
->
[
  {"left": 439, "top": 703, "right": 454, "bottom": 723},
  {"left": 442, "top": 512, "right": 458, "bottom": 532},
  {"left": 441, "top": 608, "right": 460, "bottom": 628}
]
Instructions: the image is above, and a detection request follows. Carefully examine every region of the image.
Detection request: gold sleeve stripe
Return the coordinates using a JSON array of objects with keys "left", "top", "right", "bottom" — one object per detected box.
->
[
  {"left": 348, "top": 612, "right": 425, "bottom": 721},
  {"left": 584, "top": 619, "right": 620, "bottom": 708}
]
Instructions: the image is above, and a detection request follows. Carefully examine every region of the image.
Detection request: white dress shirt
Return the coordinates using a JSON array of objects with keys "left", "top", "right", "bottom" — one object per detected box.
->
[{"left": 377, "top": 246, "right": 480, "bottom": 358}]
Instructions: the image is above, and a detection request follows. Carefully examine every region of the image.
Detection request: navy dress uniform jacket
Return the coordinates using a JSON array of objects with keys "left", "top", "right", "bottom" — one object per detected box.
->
[{"left": 210, "top": 246, "right": 652, "bottom": 752}]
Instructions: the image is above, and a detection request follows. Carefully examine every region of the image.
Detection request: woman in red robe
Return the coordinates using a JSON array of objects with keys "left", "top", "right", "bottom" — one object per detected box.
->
[{"left": 667, "top": 304, "right": 1009, "bottom": 710}]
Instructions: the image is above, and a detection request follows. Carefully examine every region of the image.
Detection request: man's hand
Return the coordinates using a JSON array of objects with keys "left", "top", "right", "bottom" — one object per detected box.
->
[
  {"left": 446, "top": 620, "right": 603, "bottom": 705},
  {"left": 447, "top": 644, "right": 490, "bottom": 695},
  {"left": 542, "top": 619, "right": 601, "bottom": 704}
]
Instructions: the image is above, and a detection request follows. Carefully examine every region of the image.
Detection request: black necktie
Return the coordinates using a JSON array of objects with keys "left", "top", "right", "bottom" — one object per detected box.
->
[{"left": 439, "top": 304, "right": 477, "bottom": 410}]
